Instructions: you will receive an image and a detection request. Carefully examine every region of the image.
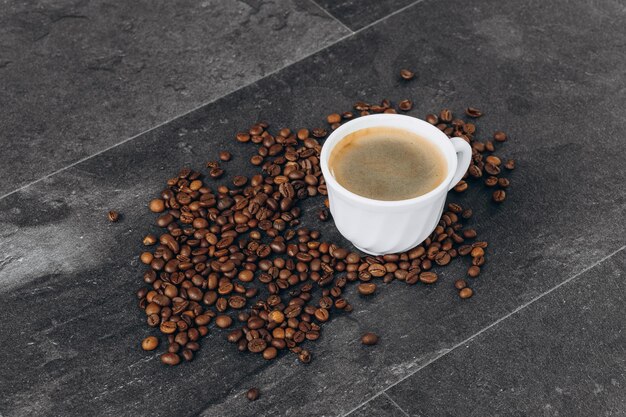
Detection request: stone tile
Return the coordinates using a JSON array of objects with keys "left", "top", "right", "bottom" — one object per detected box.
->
[
  {"left": 1, "top": 0, "right": 626, "bottom": 416},
  {"left": 386, "top": 249, "right": 626, "bottom": 417},
  {"left": 314, "top": 0, "right": 417, "bottom": 30},
  {"left": 0, "top": 0, "right": 349, "bottom": 196},
  {"left": 350, "top": 394, "right": 410, "bottom": 417}
]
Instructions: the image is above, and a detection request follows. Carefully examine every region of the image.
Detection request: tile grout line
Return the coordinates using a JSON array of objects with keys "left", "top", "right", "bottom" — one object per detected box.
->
[
  {"left": 307, "top": 0, "right": 355, "bottom": 34},
  {"left": 0, "top": 0, "right": 429, "bottom": 202},
  {"left": 342, "top": 244, "right": 626, "bottom": 417},
  {"left": 382, "top": 392, "right": 411, "bottom": 417}
]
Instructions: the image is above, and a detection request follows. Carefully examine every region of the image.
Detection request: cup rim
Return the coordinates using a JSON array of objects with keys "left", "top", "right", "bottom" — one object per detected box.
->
[{"left": 320, "top": 114, "right": 458, "bottom": 207}]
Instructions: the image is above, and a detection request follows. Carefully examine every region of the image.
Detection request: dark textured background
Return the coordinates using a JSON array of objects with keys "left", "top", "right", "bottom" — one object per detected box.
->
[{"left": 0, "top": 0, "right": 625, "bottom": 416}]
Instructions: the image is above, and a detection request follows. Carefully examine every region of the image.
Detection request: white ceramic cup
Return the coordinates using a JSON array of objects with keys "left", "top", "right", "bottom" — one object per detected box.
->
[{"left": 320, "top": 114, "right": 472, "bottom": 255}]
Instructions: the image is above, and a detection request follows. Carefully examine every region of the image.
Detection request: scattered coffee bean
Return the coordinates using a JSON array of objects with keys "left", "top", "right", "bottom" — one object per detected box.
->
[
  {"left": 246, "top": 388, "right": 260, "bottom": 401},
  {"left": 468, "top": 266, "right": 480, "bottom": 278},
  {"left": 398, "top": 99, "right": 413, "bottom": 111},
  {"left": 465, "top": 107, "right": 483, "bottom": 118},
  {"left": 459, "top": 287, "right": 474, "bottom": 299},
  {"left": 494, "top": 131, "right": 507, "bottom": 142},
  {"left": 298, "top": 349, "right": 312, "bottom": 363},
  {"left": 107, "top": 210, "right": 119, "bottom": 222},
  {"left": 361, "top": 332, "right": 379, "bottom": 345},
  {"left": 141, "top": 336, "right": 159, "bottom": 351},
  {"left": 327, "top": 113, "right": 341, "bottom": 124},
  {"left": 160, "top": 352, "right": 180, "bottom": 366},
  {"left": 215, "top": 315, "right": 232, "bottom": 329},
  {"left": 357, "top": 283, "right": 377, "bottom": 296},
  {"left": 400, "top": 69, "right": 415, "bottom": 80},
  {"left": 142, "top": 234, "right": 157, "bottom": 246},
  {"left": 504, "top": 159, "right": 515, "bottom": 170},
  {"left": 454, "top": 279, "right": 467, "bottom": 290},
  {"left": 493, "top": 189, "right": 506, "bottom": 203},
  {"left": 219, "top": 151, "right": 232, "bottom": 161},
  {"left": 149, "top": 199, "right": 165, "bottom": 213},
  {"left": 419, "top": 272, "right": 438, "bottom": 284}
]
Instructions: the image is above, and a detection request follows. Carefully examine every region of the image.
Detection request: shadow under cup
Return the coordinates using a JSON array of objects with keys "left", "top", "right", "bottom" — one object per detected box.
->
[{"left": 320, "top": 114, "right": 472, "bottom": 255}]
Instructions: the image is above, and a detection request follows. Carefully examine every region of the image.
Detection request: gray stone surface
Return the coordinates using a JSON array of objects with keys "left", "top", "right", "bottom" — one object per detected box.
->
[
  {"left": 0, "top": 0, "right": 349, "bottom": 196},
  {"left": 385, "top": 249, "right": 626, "bottom": 417},
  {"left": 1, "top": 0, "right": 625, "bottom": 416},
  {"left": 350, "top": 394, "right": 410, "bottom": 417},
  {"left": 315, "top": 0, "right": 417, "bottom": 30}
]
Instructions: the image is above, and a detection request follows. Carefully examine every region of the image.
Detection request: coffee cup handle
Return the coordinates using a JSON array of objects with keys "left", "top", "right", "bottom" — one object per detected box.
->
[{"left": 447, "top": 137, "right": 473, "bottom": 191}]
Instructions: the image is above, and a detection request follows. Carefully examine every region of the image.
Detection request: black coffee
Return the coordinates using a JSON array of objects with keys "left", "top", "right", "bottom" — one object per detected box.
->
[{"left": 328, "top": 127, "right": 447, "bottom": 201}]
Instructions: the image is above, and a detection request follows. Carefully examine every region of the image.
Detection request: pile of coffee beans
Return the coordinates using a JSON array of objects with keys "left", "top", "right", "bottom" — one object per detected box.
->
[{"left": 135, "top": 102, "right": 514, "bottom": 366}]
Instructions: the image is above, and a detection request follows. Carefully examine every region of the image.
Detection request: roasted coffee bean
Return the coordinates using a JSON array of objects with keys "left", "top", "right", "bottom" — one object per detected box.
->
[
  {"left": 459, "top": 287, "right": 474, "bottom": 299},
  {"left": 468, "top": 266, "right": 481, "bottom": 277},
  {"left": 419, "top": 272, "right": 438, "bottom": 284},
  {"left": 361, "top": 332, "right": 379, "bottom": 345},
  {"left": 215, "top": 315, "right": 232, "bottom": 328},
  {"left": 485, "top": 176, "right": 498, "bottom": 187},
  {"left": 465, "top": 107, "right": 483, "bottom": 118},
  {"left": 160, "top": 352, "right": 180, "bottom": 366},
  {"left": 263, "top": 347, "right": 278, "bottom": 360},
  {"left": 149, "top": 199, "right": 165, "bottom": 213},
  {"left": 400, "top": 69, "right": 415, "bottom": 80},
  {"left": 219, "top": 151, "right": 232, "bottom": 161},
  {"left": 453, "top": 279, "right": 467, "bottom": 290},
  {"left": 494, "top": 131, "right": 507, "bottom": 142},
  {"left": 398, "top": 99, "right": 413, "bottom": 111},
  {"left": 246, "top": 388, "right": 260, "bottom": 401},
  {"left": 327, "top": 113, "right": 341, "bottom": 124},
  {"left": 357, "top": 283, "right": 377, "bottom": 295},
  {"left": 498, "top": 178, "right": 510, "bottom": 188},
  {"left": 314, "top": 308, "right": 329, "bottom": 322},
  {"left": 504, "top": 159, "right": 515, "bottom": 170},
  {"left": 454, "top": 180, "right": 468, "bottom": 192},
  {"left": 141, "top": 336, "right": 159, "bottom": 351},
  {"left": 368, "top": 263, "right": 386, "bottom": 277},
  {"left": 493, "top": 189, "right": 506, "bottom": 203},
  {"left": 298, "top": 349, "right": 312, "bottom": 363},
  {"left": 107, "top": 211, "right": 120, "bottom": 222},
  {"left": 248, "top": 338, "right": 267, "bottom": 353}
]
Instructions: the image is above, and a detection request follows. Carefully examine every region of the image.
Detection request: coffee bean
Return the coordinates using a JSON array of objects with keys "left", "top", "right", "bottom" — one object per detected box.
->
[
  {"left": 419, "top": 272, "right": 438, "bottom": 284},
  {"left": 494, "top": 131, "right": 507, "bottom": 142},
  {"left": 485, "top": 176, "right": 498, "bottom": 187},
  {"left": 215, "top": 315, "right": 232, "bottom": 328},
  {"left": 498, "top": 178, "right": 510, "bottom": 188},
  {"left": 298, "top": 349, "right": 312, "bottom": 363},
  {"left": 504, "top": 159, "right": 515, "bottom": 170},
  {"left": 314, "top": 308, "right": 329, "bottom": 322},
  {"left": 248, "top": 338, "right": 267, "bottom": 353},
  {"left": 246, "top": 388, "right": 260, "bottom": 401},
  {"left": 149, "top": 199, "right": 165, "bottom": 213},
  {"left": 107, "top": 211, "right": 119, "bottom": 222},
  {"left": 400, "top": 69, "right": 415, "bottom": 80},
  {"left": 459, "top": 287, "right": 474, "bottom": 299},
  {"left": 357, "top": 283, "right": 377, "bottom": 295},
  {"left": 368, "top": 264, "right": 386, "bottom": 277},
  {"left": 454, "top": 181, "right": 468, "bottom": 192},
  {"left": 210, "top": 168, "right": 224, "bottom": 178},
  {"left": 493, "top": 189, "right": 506, "bottom": 203},
  {"left": 468, "top": 266, "right": 481, "bottom": 277},
  {"left": 327, "top": 113, "right": 341, "bottom": 124},
  {"left": 141, "top": 336, "right": 159, "bottom": 351},
  {"left": 160, "top": 352, "right": 181, "bottom": 366},
  {"left": 263, "top": 347, "right": 278, "bottom": 360},
  {"left": 219, "top": 151, "right": 232, "bottom": 161},
  {"left": 454, "top": 279, "right": 467, "bottom": 290},
  {"left": 142, "top": 234, "right": 157, "bottom": 246},
  {"left": 465, "top": 107, "right": 483, "bottom": 118},
  {"left": 435, "top": 251, "right": 451, "bottom": 266},
  {"left": 361, "top": 332, "right": 379, "bottom": 345},
  {"left": 318, "top": 208, "right": 329, "bottom": 221},
  {"left": 398, "top": 100, "right": 413, "bottom": 111}
]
